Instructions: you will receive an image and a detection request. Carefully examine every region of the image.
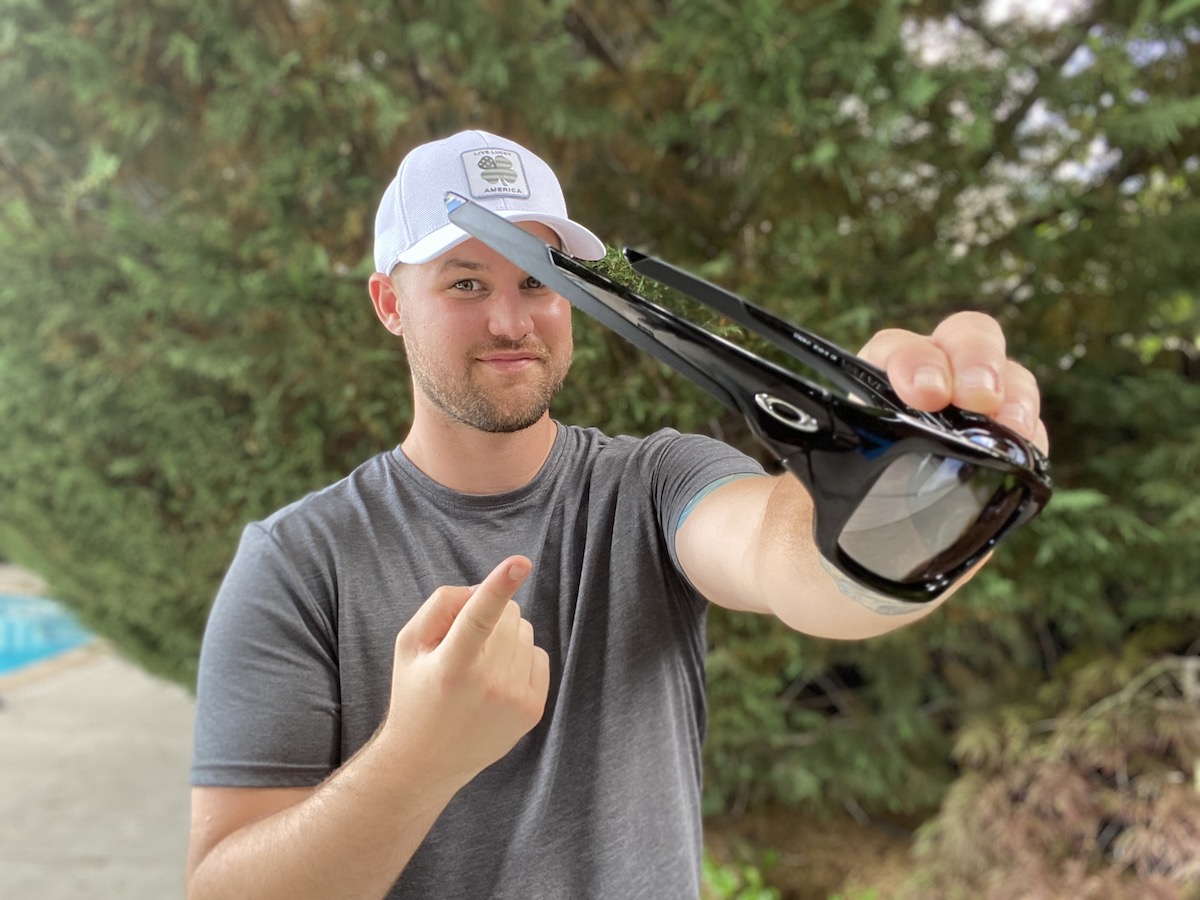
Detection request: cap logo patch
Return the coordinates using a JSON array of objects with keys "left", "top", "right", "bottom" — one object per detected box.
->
[{"left": 462, "top": 149, "right": 530, "bottom": 199}]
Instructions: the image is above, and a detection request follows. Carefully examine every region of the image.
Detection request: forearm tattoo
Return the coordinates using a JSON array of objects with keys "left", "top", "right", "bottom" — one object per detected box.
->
[{"left": 818, "top": 558, "right": 928, "bottom": 616}]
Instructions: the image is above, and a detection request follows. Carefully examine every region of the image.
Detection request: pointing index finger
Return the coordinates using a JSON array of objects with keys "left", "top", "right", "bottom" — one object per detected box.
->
[{"left": 444, "top": 556, "right": 532, "bottom": 661}]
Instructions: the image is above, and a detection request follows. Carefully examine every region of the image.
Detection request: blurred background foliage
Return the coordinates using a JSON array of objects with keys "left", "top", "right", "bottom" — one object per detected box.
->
[{"left": 2, "top": 0, "right": 1198, "bottom": 893}]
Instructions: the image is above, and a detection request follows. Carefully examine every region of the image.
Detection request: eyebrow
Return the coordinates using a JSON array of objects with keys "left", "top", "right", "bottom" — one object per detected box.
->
[
  {"left": 434, "top": 234, "right": 564, "bottom": 278},
  {"left": 436, "top": 258, "right": 488, "bottom": 275}
]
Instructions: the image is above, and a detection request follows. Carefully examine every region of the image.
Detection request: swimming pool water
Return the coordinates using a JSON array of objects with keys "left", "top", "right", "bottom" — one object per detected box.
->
[{"left": 0, "top": 595, "right": 93, "bottom": 676}]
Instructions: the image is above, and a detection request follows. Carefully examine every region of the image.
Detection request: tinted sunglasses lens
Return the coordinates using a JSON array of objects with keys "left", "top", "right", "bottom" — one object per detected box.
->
[{"left": 837, "top": 454, "right": 1026, "bottom": 584}]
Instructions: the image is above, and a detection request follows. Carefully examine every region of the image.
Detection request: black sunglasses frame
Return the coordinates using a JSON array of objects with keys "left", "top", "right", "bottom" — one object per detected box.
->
[{"left": 444, "top": 193, "right": 1052, "bottom": 602}]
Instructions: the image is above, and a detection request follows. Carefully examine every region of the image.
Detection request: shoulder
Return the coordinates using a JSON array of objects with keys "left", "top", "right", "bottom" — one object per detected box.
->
[
  {"left": 557, "top": 423, "right": 748, "bottom": 467},
  {"left": 215, "top": 450, "right": 402, "bottom": 615},
  {"left": 246, "top": 449, "right": 400, "bottom": 553},
  {"left": 554, "top": 423, "right": 764, "bottom": 512}
]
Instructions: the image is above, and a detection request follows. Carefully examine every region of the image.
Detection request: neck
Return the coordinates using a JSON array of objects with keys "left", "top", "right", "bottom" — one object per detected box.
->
[{"left": 400, "top": 413, "right": 558, "bottom": 494}]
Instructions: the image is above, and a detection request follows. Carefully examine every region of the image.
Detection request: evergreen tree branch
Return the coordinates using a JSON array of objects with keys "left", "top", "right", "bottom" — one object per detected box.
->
[{"left": 564, "top": 2, "right": 625, "bottom": 72}]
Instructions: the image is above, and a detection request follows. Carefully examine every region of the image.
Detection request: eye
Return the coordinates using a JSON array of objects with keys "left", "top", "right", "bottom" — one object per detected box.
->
[
  {"left": 451, "top": 278, "right": 483, "bottom": 292},
  {"left": 523, "top": 276, "right": 546, "bottom": 290}
]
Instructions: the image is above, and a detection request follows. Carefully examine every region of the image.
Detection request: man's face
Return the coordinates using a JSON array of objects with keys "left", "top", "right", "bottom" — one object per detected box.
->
[{"left": 390, "top": 223, "right": 574, "bottom": 433}]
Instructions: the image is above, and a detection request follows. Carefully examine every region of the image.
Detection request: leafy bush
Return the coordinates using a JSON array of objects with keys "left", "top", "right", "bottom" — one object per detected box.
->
[
  {"left": 702, "top": 848, "right": 782, "bottom": 900},
  {"left": 906, "top": 646, "right": 1200, "bottom": 899},
  {"left": 2, "top": 1, "right": 1199, "bottom": 845}
]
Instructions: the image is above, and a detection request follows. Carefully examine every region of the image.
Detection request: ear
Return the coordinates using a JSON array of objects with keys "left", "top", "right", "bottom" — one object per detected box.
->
[{"left": 368, "top": 272, "right": 404, "bottom": 336}]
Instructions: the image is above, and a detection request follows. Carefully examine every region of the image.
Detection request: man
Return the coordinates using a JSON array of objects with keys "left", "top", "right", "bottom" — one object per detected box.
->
[{"left": 186, "top": 130, "right": 1048, "bottom": 898}]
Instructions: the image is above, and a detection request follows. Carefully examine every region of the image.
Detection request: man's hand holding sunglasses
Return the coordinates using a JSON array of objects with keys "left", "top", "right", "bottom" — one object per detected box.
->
[
  {"left": 859, "top": 311, "right": 1049, "bottom": 457},
  {"left": 675, "top": 310, "right": 1050, "bottom": 639}
]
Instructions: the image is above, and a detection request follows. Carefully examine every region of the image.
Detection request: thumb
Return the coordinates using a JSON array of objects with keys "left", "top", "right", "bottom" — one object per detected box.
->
[{"left": 442, "top": 556, "right": 532, "bottom": 664}]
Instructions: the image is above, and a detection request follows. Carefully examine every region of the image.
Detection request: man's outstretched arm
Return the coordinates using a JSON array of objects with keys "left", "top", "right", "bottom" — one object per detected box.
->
[{"left": 675, "top": 312, "right": 1049, "bottom": 638}]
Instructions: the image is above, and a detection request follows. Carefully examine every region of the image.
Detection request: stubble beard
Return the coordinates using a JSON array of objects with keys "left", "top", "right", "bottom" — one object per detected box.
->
[{"left": 406, "top": 337, "right": 572, "bottom": 434}]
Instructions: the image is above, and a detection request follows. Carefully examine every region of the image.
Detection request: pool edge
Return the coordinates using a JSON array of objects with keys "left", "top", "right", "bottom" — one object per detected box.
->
[{"left": 0, "top": 639, "right": 106, "bottom": 693}]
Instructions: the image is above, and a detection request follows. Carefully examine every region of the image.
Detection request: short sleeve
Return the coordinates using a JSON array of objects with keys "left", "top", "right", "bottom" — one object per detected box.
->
[
  {"left": 191, "top": 522, "right": 342, "bottom": 787},
  {"left": 637, "top": 429, "right": 765, "bottom": 575}
]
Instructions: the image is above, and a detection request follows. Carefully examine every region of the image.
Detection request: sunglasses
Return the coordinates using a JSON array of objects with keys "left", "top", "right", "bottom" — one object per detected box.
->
[{"left": 445, "top": 193, "right": 1052, "bottom": 603}]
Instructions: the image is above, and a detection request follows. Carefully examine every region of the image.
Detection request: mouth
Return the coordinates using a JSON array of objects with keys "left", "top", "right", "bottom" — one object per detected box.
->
[{"left": 475, "top": 351, "right": 545, "bottom": 373}]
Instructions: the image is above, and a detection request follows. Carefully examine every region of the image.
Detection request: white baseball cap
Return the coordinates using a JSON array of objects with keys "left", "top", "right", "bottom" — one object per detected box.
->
[{"left": 373, "top": 130, "right": 606, "bottom": 273}]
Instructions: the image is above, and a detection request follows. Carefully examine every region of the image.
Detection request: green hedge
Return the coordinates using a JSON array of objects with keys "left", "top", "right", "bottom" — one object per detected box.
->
[{"left": 2, "top": 1, "right": 1198, "bottom": 823}]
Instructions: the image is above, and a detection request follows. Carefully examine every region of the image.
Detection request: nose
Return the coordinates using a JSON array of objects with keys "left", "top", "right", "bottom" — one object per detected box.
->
[{"left": 486, "top": 285, "right": 535, "bottom": 341}]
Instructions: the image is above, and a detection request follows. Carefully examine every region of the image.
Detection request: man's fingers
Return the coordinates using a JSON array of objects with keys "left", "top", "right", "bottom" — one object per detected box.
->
[
  {"left": 861, "top": 313, "right": 1027, "bottom": 419},
  {"left": 860, "top": 327, "right": 954, "bottom": 411},
  {"left": 859, "top": 314, "right": 1048, "bottom": 455},
  {"left": 931, "top": 312, "right": 1007, "bottom": 415},
  {"left": 529, "top": 646, "right": 551, "bottom": 706},
  {"left": 995, "top": 359, "right": 1043, "bottom": 445},
  {"left": 508, "top": 616, "right": 535, "bottom": 680},
  {"left": 397, "top": 584, "right": 474, "bottom": 657},
  {"left": 517, "top": 617, "right": 534, "bottom": 647},
  {"left": 443, "top": 556, "right": 532, "bottom": 663}
]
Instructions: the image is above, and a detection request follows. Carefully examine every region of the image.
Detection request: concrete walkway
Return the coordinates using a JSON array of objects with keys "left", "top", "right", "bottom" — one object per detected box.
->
[{"left": 0, "top": 568, "right": 195, "bottom": 900}]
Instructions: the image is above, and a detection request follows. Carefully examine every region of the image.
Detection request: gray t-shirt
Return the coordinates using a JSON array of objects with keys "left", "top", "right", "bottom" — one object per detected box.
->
[{"left": 192, "top": 423, "right": 764, "bottom": 898}]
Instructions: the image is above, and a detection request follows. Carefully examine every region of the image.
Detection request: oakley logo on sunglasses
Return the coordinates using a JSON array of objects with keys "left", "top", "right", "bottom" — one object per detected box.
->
[
  {"left": 445, "top": 192, "right": 1053, "bottom": 604},
  {"left": 755, "top": 393, "right": 819, "bottom": 433}
]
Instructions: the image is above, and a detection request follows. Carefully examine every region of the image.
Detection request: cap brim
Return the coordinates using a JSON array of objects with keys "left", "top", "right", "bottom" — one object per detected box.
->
[{"left": 394, "top": 211, "right": 606, "bottom": 266}]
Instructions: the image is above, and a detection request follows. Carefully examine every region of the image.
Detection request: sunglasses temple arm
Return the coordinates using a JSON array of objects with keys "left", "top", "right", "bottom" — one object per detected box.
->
[
  {"left": 624, "top": 249, "right": 906, "bottom": 408},
  {"left": 444, "top": 193, "right": 748, "bottom": 417},
  {"left": 555, "top": 286, "right": 749, "bottom": 417}
]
